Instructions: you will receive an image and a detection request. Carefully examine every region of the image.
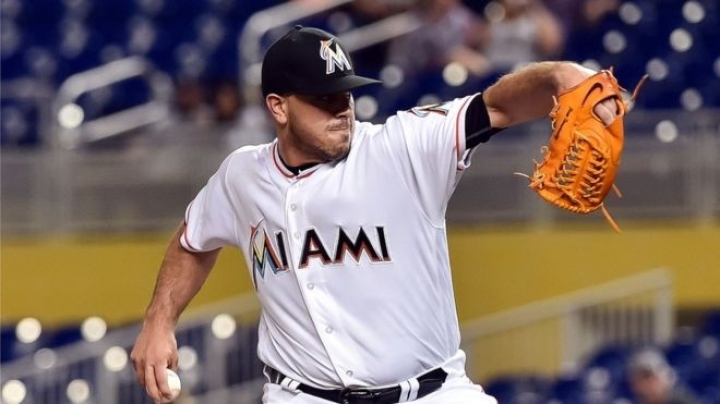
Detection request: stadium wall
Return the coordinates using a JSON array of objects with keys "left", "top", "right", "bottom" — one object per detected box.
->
[{"left": 2, "top": 223, "right": 719, "bottom": 327}]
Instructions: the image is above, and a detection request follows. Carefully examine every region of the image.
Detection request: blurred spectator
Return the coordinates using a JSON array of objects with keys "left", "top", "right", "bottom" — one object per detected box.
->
[
  {"left": 210, "top": 80, "right": 273, "bottom": 148},
  {"left": 627, "top": 348, "right": 702, "bottom": 404},
  {"left": 224, "top": 103, "right": 274, "bottom": 148},
  {"left": 479, "top": 0, "right": 564, "bottom": 74},
  {"left": 543, "top": 0, "right": 620, "bottom": 37},
  {"left": 351, "top": 0, "right": 419, "bottom": 20},
  {"left": 173, "top": 77, "right": 213, "bottom": 126},
  {"left": 212, "top": 79, "right": 243, "bottom": 124},
  {"left": 384, "top": 0, "right": 489, "bottom": 78}
]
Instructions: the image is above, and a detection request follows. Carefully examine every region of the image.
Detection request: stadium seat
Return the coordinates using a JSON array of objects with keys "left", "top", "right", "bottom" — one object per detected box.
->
[
  {"left": 0, "top": 98, "right": 41, "bottom": 147},
  {"left": 0, "top": 325, "right": 19, "bottom": 363},
  {"left": 664, "top": 334, "right": 713, "bottom": 383},
  {"left": 549, "top": 374, "right": 586, "bottom": 404},
  {"left": 484, "top": 375, "right": 551, "bottom": 404},
  {"left": 583, "top": 345, "right": 631, "bottom": 388},
  {"left": 701, "top": 310, "right": 720, "bottom": 337},
  {"left": 687, "top": 364, "right": 720, "bottom": 403},
  {"left": 46, "top": 325, "right": 84, "bottom": 348},
  {"left": 225, "top": 324, "right": 263, "bottom": 387},
  {"left": 13, "top": 0, "right": 64, "bottom": 26}
]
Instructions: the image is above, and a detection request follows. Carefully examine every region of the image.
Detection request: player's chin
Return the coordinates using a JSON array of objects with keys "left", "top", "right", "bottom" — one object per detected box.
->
[
  {"left": 327, "top": 129, "right": 351, "bottom": 146},
  {"left": 325, "top": 137, "right": 351, "bottom": 160},
  {"left": 329, "top": 142, "right": 351, "bottom": 160}
]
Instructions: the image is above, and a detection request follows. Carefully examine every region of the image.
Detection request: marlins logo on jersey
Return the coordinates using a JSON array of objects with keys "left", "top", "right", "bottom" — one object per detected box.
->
[
  {"left": 319, "top": 39, "right": 352, "bottom": 74},
  {"left": 410, "top": 102, "right": 452, "bottom": 117},
  {"left": 249, "top": 220, "right": 289, "bottom": 289}
]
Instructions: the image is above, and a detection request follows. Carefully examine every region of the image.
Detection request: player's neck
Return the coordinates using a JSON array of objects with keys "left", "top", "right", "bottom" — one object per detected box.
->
[{"left": 277, "top": 147, "right": 319, "bottom": 175}]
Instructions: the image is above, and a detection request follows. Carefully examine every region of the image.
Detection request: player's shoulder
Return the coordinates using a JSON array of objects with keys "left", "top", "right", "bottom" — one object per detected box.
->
[
  {"left": 367, "top": 96, "right": 477, "bottom": 130},
  {"left": 222, "top": 141, "right": 275, "bottom": 168},
  {"left": 230, "top": 141, "right": 274, "bottom": 157},
  {"left": 354, "top": 120, "right": 382, "bottom": 136}
]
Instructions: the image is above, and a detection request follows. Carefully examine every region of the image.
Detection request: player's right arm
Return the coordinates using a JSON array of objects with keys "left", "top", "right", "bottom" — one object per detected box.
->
[{"left": 130, "top": 222, "right": 220, "bottom": 404}]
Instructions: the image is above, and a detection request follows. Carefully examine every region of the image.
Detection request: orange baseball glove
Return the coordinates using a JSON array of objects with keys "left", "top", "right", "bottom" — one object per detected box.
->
[{"left": 518, "top": 69, "right": 647, "bottom": 232}]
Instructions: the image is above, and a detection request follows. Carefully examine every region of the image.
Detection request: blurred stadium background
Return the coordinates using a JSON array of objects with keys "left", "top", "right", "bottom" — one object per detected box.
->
[{"left": 1, "top": 0, "right": 720, "bottom": 403}]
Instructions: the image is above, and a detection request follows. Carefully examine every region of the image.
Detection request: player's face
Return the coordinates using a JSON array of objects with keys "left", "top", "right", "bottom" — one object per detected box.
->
[{"left": 286, "top": 91, "right": 355, "bottom": 163}]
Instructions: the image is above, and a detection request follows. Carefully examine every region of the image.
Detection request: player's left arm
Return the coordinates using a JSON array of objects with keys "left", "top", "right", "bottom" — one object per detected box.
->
[{"left": 481, "top": 61, "right": 618, "bottom": 129}]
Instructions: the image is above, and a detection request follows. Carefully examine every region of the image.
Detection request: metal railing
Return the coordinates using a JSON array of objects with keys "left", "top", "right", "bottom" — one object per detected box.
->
[
  {"left": 238, "top": 0, "right": 355, "bottom": 104},
  {"left": 237, "top": 0, "right": 421, "bottom": 104},
  {"left": 0, "top": 269, "right": 673, "bottom": 403},
  {"left": 460, "top": 268, "right": 674, "bottom": 382},
  {"left": 0, "top": 295, "right": 263, "bottom": 404},
  {"left": 52, "top": 56, "right": 173, "bottom": 149}
]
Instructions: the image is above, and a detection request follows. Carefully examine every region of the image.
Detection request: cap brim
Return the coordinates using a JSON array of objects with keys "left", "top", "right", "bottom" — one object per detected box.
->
[{"left": 300, "top": 75, "right": 382, "bottom": 96}]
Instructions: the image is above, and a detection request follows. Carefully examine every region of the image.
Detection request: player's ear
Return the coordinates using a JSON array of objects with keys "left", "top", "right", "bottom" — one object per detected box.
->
[{"left": 265, "top": 94, "right": 288, "bottom": 125}]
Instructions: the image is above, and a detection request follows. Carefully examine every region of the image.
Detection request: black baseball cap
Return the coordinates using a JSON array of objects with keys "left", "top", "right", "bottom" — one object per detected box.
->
[{"left": 261, "top": 25, "right": 382, "bottom": 97}]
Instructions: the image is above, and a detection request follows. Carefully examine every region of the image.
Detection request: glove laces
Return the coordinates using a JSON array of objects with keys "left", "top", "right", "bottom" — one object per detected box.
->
[{"left": 516, "top": 136, "right": 622, "bottom": 233}]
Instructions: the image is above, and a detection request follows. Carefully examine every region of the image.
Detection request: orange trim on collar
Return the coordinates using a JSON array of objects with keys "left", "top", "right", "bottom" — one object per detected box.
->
[{"left": 272, "top": 143, "right": 321, "bottom": 179}]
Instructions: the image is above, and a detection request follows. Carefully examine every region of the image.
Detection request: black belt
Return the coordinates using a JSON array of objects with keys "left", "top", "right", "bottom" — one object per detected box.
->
[{"left": 266, "top": 366, "right": 447, "bottom": 404}]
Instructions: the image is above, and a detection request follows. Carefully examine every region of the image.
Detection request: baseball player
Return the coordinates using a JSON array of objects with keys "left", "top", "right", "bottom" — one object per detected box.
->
[{"left": 131, "top": 25, "right": 619, "bottom": 404}]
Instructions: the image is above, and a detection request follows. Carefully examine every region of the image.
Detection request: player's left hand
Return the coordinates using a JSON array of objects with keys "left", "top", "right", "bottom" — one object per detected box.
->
[{"left": 517, "top": 66, "right": 648, "bottom": 232}]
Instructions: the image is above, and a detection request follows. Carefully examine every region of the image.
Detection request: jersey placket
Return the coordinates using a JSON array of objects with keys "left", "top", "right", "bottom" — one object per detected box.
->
[{"left": 283, "top": 175, "right": 360, "bottom": 387}]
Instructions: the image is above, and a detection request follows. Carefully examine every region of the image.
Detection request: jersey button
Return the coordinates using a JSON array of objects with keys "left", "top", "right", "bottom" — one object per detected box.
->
[
  {"left": 325, "top": 326, "right": 333, "bottom": 334},
  {"left": 290, "top": 204, "right": 297, "bottom": 211},
  {"left": 293, "top": 232, "right": 300, "bottom": 239},
  {"left": 346, "top": 370, "right": 353, "bottom": 377},
  {"left": 307, "top": 283, "right": 314, "bottom": 290}
]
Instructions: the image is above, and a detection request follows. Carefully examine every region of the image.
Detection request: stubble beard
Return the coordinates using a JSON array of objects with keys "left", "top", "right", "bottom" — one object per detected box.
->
[{"left": 288, "top": 119, "right": 352, "bottom": 163}]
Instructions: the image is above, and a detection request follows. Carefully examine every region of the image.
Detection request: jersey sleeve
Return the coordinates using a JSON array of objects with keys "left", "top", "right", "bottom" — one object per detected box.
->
[
  {"left": 381, "top": 93, "right": 487, "bottom": 223},
  {"left": 180, "top": 153, "right": 240, "bottom": 252}
]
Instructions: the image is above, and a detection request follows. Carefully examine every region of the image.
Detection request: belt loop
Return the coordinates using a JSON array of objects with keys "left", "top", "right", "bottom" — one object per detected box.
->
[
  {"left": 266, "top": 366, "right": 301, "bottom": 391},
  {"left": 408, "top": 377, "right": 421, "bottom": 401},
  {"left": 263, "top": 365, "right": 274, "bottom": 383},
  {"left": 398, "top": 377, "right": 420, "bottom": 402},
  {"left": 280, "top": 376, "right": 301, "bottom": 391}
]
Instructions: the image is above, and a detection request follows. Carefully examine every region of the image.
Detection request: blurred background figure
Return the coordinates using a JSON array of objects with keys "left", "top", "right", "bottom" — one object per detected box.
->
[
  {"left": 478, "top": 0, "right": 565, "bottom": 75},
  {"left": 627, "top": 348, "right": 702, "bottom": 404},
  {"left": 211, "top": 78, "right": 243, "bottom": 125},
  {"left": 173, "top": 76, "right": 214, "bottom": 127},
  {"left": 545, "top": 0, "right": 621, "bottom": 36},
  {"left": 385, "top": 0, "right": 488, "bottom": 79},
  {"left": 351, "top": 0, "right": 419, "bottom": 20},
  {"left": 371, "top": 0, "right": 489, "bottom": 112}
]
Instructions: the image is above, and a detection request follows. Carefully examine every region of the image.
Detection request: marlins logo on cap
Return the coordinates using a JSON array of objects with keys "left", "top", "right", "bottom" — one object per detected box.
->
[
  {"left": 261, "top": 25, "right": 381, "bottom": 97},
  {"left": 320, "top": 39, "right": 352, "bottom": 74}
]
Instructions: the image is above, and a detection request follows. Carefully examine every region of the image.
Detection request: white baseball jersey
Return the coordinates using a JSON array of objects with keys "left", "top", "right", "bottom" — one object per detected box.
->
[{"left": 181, "top": 94, "right": 480, "bottom": 389}]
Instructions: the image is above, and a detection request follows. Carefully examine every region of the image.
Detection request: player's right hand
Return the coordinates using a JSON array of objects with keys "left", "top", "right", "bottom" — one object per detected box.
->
[{"left": 130, "top": 323, "right": 179, "bottom": 403}]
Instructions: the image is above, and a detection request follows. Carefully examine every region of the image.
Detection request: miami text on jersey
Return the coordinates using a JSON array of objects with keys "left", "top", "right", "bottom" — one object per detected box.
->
[{"left": 250, "top": 224, "right": 392, "bottom": 287}]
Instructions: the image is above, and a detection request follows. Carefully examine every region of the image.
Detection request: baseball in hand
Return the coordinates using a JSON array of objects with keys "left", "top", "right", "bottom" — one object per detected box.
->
[{"left": 162, "top": 368, "right": 182, "bottom": 403}]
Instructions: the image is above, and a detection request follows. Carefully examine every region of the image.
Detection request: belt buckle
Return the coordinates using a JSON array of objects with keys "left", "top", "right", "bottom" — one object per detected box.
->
[{"left": 340, "top": 388, "right": 375, "bottom": 404}]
